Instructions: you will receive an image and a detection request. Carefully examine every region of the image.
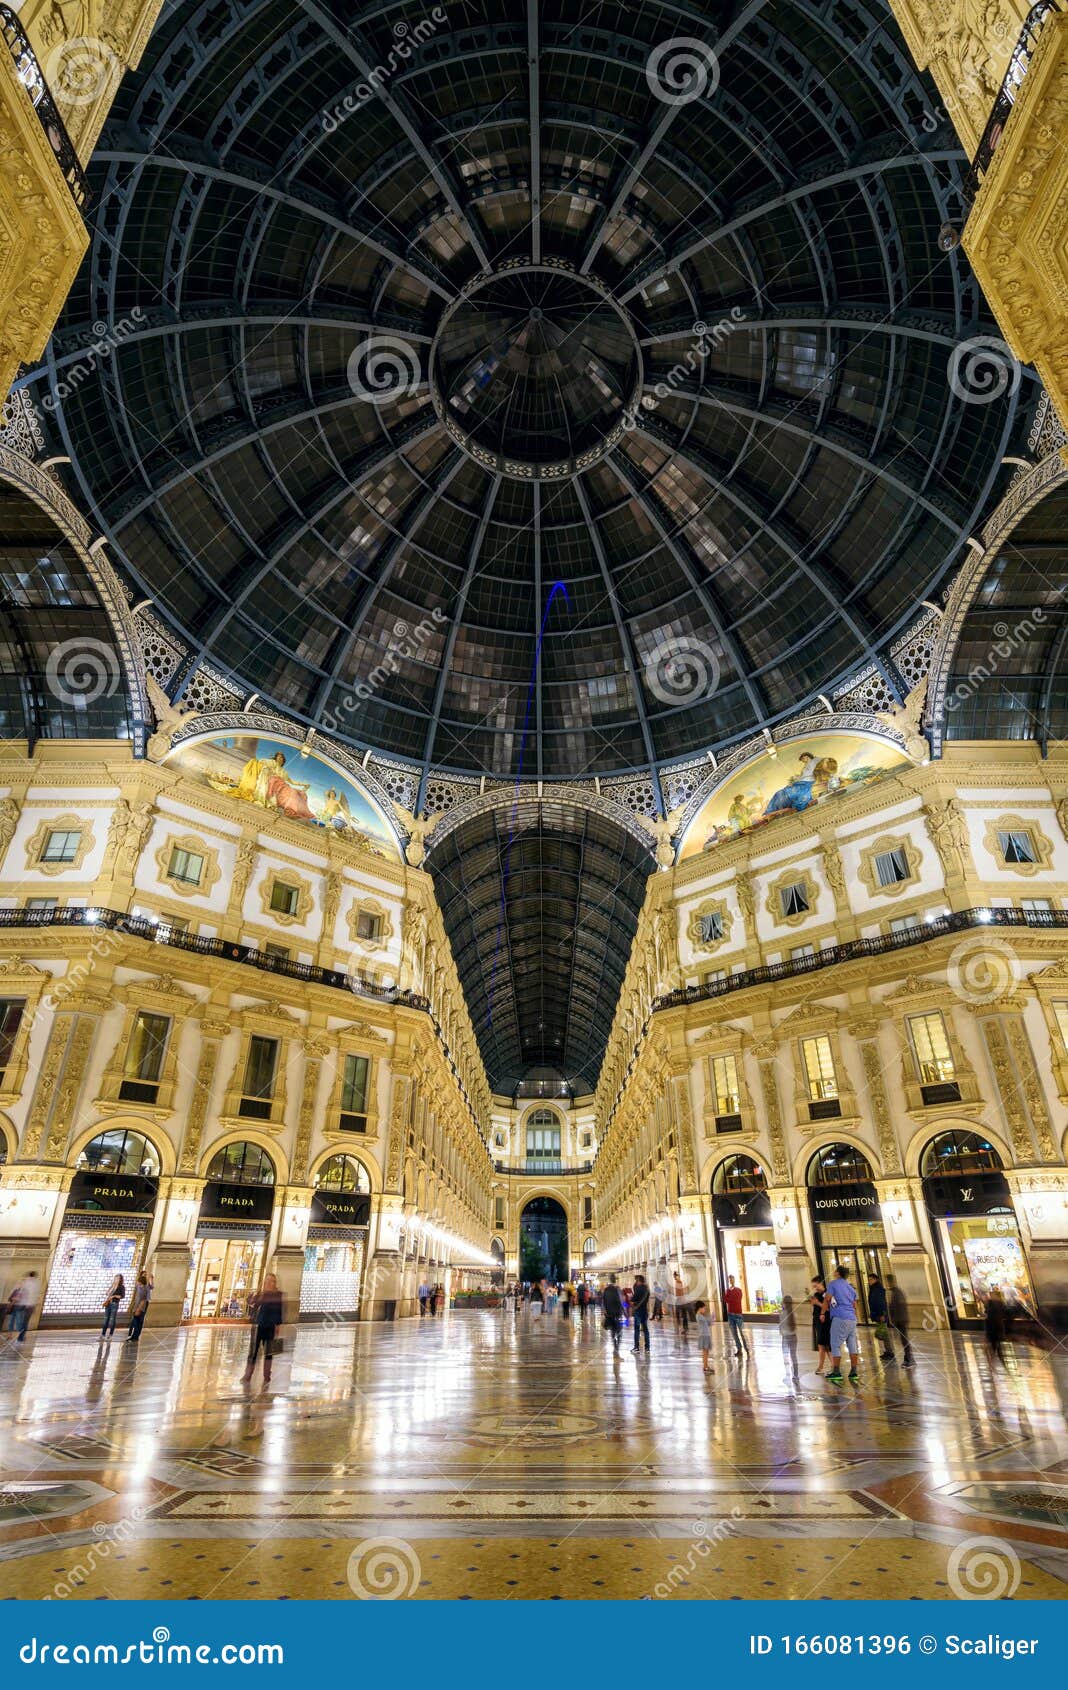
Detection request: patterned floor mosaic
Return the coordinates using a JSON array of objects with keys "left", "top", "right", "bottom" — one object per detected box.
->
[{"left": 1, "top": 1310, "right": 1066, "bottom": 1600}]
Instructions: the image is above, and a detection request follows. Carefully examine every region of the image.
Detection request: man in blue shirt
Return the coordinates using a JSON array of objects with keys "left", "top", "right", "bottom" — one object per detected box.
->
[{"left": 822, "top": 1263, "right": 860, "bottom": 1385}]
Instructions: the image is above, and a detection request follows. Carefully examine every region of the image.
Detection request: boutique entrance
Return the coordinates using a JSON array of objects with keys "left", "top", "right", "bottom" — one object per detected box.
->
[
  {"left": 808, "top": 1143, "right": 889, "bottom": 1323},
  {"left": 185, "top": 1235, "right": 265, "bottom": 1321},
  {"left": 922, "top": 1130, "right": 1035, "bottom": 1328},
  {"left": 184, "top": 1141, "right": 276, "bottom": 1322}
]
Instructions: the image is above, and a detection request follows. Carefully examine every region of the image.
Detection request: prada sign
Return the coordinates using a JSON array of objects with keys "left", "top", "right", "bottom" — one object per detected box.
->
[
  {"left": 924, "top": 1171, "right": 1012, "bottom": 1219},
  {"left": 713, "top": 1192, "right": 772, "bottom": 1230},
  {"left": 311, "top": 1190, "right": 371, "bottom": 1227},
  {"left": 199, "top": 1180, "right": 274, "bottom": 1222},
  {"left": 67, "top": 1171, "right": 158, "bottom": 1215},
  {"left": 808, "top": 1181, "right": 880, "bottom": 1225}
]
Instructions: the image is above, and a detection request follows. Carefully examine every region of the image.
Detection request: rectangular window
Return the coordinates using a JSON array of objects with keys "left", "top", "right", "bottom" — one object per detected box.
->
[
  {"left": 168, "top": 846, "right": 203, "bottom": 885},
  {"left": 875, "top": 846, "right": 910, "bottom": 886},
  {"left": 583, "top": 1196, "right": 593, "bottom": 1230},
  {"left": 580, "top": 1132, "right": 592, "bottom": 1148},
  {"left": 1021, "top": 898, "right": 1052, "bottom": 917},
  {"left": 0, "top": 998, "right": 26, "bottom": 1075},
  {"left": 239, "top": 1035, "right": 279, "bottom": 1118},
  {"left": 339, "top": 1053, "right": 370, "bottom": 1132},
  {"left": 801, "top": 1035, "right": 838, "bottom": 1101},
  {"left": 160, "top": 915, "right": 190, "bottom": 934},
  {"left": 998, "top": 829, "right": 1037, "bottom": 865},
  {"left": 355, "top": 910, "right": 383, "bottom": 941},
  {"left": 698, "top": 910, "right": 724, "bottom": 943},
  {"left": 791, "top": 944, "right": 815, "bottom": 961},
  {"left": 705, "top": 968, "right": 726, "bottom": 987},
  {"left": 890, "top": 915, "right": 920, "bottom": 934},
  {"left": 264, "top": 942, "right": 291, "bottom": 961},
  {"left": 494, "top": 1197, "right": 505, "bottom": 1228},
  {"left": 119, "top": 1010, "right": 170, "bottom": 1103},
  {"left": 909, "top": 1012, "right": 956, "bottom": 1086},
  {"left": 779, "top": 881, "right": 809, "bottom": 917},
  {"left": 26, "top": 897, "right": 58, "bottom": 912},
  {"left": 711, "top": 1053, "right": 740, "bottom": 1116},
  {"left": 270, "top": 880, "right": 299, "bottom": 916},
  {"left": 41, "top": 829, "right": 80, "bottom": 864}
]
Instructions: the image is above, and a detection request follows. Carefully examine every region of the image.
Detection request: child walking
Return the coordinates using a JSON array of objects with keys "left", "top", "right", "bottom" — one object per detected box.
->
[{"left": 695, "top": 1300, "right": 714, "bottom": 1375}]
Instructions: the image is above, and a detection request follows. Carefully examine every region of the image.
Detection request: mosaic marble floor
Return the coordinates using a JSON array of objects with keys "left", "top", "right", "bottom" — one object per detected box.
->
[{"left": 1, "top": 1310, "right": 1067, "bottom": 1600}]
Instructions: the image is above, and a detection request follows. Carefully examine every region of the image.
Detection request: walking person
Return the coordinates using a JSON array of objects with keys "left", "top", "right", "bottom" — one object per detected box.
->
[
  {"left": 602, "top": 1273, "right": 623, "bottom": 1354},
  {"left": 4, "top": 1271, "right": 38, "bottom": 1344},
  {"left": 101, "top": 1273, "right": 125, "bottom": 1338},
  {"left": 867, "top": 1272, "right": 895, "bottom": 1361},
  {"left": 126, "top": 1271, "right": 153, "bottom": 1342},
  {"left": 577, "top": 1281, "right": 588, "bottom": 1320},
  {"left": 561, "top": 1281, "right": 573, "bottom": 1320},
  {"left": 695, "top": 1300, "right": 714, "bottom": 1375},
  {"left": 673, "top": 1272, "right": 690, "bottom": 1334},
  {"left": 779, "top": 1294, "right": 800, "bottom": 1386},
  {"left": 810, "top": 1276, "right": 831, "bottom": 1375},
  {"left": 529, "top": 1276, "right": 545, "bottom": 1329},
  {"left": 631, "top": 1272, "right": 651, "bottom": 1354},
  {"left": 984, "top": 1285, "right": 1008, "bottom": 1366},
  {"left": 428, "top": 1283, "right": 439, "bottom": 1317},
  {"left": 888, "top": 1275, "right": 914, "bottom": 1366},
  {"left": 242, "top": 1272, "right": 284, "bottom": 1389},
  {"left": 823, "top": 1263, "right": 861, "bottom": 1385},
  {"left": 723, "top": 1275, "right": 750, "bottom": 1357},
  {"left": 418, "top": 1281, "right": 429, "bottom": 1316},
  {"left": 651, "top": 1279, "right": 665, "bottom": 1322}
]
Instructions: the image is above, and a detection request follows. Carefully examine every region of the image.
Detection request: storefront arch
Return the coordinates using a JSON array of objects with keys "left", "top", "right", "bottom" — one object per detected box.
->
[
  {"left": 710, "top": 1152, "right": 781, "bottom": 1319},
  {"left": 67, "top": 1118, "right": 176, "bottom": 1176},
  {"left": 903, "top": 1117, "right": 1013, "bottom": 1177},
  {"left": 199, "top": 1132, "right": 286, "bottom": 1183},
  {"left": 312, "top": 1152, "right": 373, "bottom": 1192},
  {"left": 805, "top": 1140, "right": 887, "bottom": 1323},
  {"left": 918, "top": 1126, "right": 1033, "bottom": 1329},
  {"left": 72, "top": 1124, "right": 167, "bottom": 1177},
  {"left": 793, "top": 1131, "right": 881, "bottom": 1188}
]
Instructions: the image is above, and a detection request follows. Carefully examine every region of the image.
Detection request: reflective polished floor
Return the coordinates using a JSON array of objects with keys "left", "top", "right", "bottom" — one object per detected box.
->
[{"left": 1, "top": 1309, "right": 1067, "bottom": 1600}]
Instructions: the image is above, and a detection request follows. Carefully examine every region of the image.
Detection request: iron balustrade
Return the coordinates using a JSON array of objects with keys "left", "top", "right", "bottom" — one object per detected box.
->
[
  {"left": 0, "top": 6, "right": 89, "bottom": 208},
  {"left": 0, "top": 903, "right": 491, "bottom": 1136},
  {"left": 493, "top": 1160, "right": 594, "bottom": 1176},
  {"left": 597, "top": 904, "right": 1068, "bottom": 1139},
  {"left": 963, "top": 0, "right": 1058, "bottom": 201}
]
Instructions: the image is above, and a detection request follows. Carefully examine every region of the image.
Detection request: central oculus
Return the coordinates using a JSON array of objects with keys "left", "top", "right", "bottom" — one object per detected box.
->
[{"left": 430, "top": 264, "right": 643, "bottom": 479}]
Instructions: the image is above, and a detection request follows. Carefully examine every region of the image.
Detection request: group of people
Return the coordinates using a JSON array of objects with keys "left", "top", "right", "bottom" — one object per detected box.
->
[
  {"left": 417, "top": 1282, "right": 445, "bottom": 1316},
  {"left": 100, "top": 1272, "right": 154, "bottom": 1342},
  {"left": 808, "top": 1267, "right": 913, "bottom": 1384}
]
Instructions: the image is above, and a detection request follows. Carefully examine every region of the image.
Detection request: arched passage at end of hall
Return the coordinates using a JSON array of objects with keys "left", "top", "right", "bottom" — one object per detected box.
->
[{"left": 519, "top": 1197, "right": 569, "bottom": 1282}]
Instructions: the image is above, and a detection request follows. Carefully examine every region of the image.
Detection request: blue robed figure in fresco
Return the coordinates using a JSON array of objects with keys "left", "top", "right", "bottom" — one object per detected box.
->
[{"left": 764, "top": 751, "right": 818, "bottom": 814}]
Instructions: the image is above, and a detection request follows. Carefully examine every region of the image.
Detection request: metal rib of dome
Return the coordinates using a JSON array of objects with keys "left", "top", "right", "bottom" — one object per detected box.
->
[{"left": 23, "top": 0, "right": 1037, "bottom": 793}]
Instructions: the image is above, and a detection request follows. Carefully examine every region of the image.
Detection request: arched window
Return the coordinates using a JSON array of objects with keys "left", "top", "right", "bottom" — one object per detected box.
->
[
  {"left": 713, "top": 1154, "right": 768, "bottom": 1196},
  {"left": 526, "top": 1107, "right": 561, "bottom": 1163},
  {"left": 314, "top": 1153, "right": 371, "bottom": 1192},
  {"left": 206, "top": 1141, "right": 275, "bottom": 1185},
  {"left": 77, "top": 1128, "right": 160, "bottom": 1177},
  {"left": 921, "top": 1131, "right": 1003, "bottom": 1178},
  {"left": 807, "top": 1142, "right": 874, "bottom": 1187},
  {"left": 0, "top": 1126, "right": 8, "bottom": 1166}
]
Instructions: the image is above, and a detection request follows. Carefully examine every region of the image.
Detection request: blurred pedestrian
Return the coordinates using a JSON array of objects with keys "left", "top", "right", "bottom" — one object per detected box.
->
[
  {"left": 779, "top": 1293, "right": 800, "bottom": 1385},
  {"left": 602, "top": 1274, "right": 623, "bottom": 1354},
  {"left": 888, "top": 1275, "right": 913, "bottom": 1366},
  {"left": 868, "top": 1272, "right": 895, "bottom": 1361},
  {"left": 243, "top": 1272, "right": 284, "bottom": 1389},
  {"left": 695, "top": 1300, "right": 714, "bottom": 1375},
  {"left": 631, "top": 1273, "right": 650, "bottom": 1354},
  {"left": 724, "top": 1275, "right": 749, "bottom": 1358}
]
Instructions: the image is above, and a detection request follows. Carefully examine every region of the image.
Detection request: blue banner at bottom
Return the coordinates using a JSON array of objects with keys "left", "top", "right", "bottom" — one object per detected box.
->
[{"left": 0, "top": 1602, "right": 1063, "bottom": 1684}]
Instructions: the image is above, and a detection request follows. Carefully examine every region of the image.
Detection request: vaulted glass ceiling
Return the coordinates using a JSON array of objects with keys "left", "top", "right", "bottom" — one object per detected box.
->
[{"left": 26, "top": 0, "right": 1034, "bottom": 793}]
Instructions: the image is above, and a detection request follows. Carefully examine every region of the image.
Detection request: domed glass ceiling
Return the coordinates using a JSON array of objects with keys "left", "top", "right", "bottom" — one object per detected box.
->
[{"left": 24, "top": 0, "right": 1035, "bottom": 794}]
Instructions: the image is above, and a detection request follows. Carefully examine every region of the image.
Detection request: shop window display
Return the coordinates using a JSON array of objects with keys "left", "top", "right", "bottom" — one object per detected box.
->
[
  {"left": 42, "top": 1230, "right": 140, "bottom": 1317},
  {"left": 299, "top": 1238, "right": 365, "bottom": 1315}
]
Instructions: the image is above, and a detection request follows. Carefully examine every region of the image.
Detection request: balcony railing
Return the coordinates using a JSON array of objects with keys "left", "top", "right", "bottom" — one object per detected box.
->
[
  {"left": 1, "top": 6, "right": 89, "bottom": 207},
  {"left": 963, "top": 0, "right": 1058, "bottom": 201},
  {"left": 494, "top": 1160, "right": 594, "bottom": 1176}
]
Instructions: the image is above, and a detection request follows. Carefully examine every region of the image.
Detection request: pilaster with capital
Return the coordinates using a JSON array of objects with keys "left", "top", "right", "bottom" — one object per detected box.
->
[
  {"left": 977, "top": 1008, "right": 1058, "bottom": 1163},
  {"left": 751, "top": 1039, "right": 791, "bottom": 1185},
  {"left": 848, "top": 1014, "right": 903, "bottom": 1175},
  {"left": 178, "top": 1019, "right": 230, "bottom": 1173}
]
